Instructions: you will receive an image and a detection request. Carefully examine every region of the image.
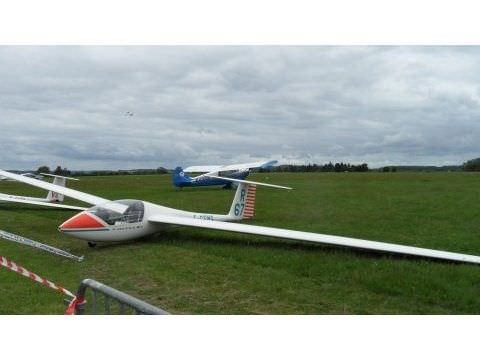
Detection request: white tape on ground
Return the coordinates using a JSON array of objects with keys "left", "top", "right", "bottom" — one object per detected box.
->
[{"left": 0, "top": 230, "right": 84, "bottom": 262}]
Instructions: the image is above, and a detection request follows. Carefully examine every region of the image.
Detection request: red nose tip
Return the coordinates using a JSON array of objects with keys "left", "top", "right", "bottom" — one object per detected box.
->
[{"left": 60, "top": 212, "right": 105, "bottom": 231}]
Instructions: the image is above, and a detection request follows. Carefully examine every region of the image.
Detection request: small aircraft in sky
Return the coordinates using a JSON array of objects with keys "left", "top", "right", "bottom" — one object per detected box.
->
[
  {"left": 173, "top": 160, "right": 291, "bottom": 189},
  {"left": 0, "top": 173, "right": 82, "bottom": 209},
  {"left": 0, "top": 168, "right": 479, "bottom": 264}
]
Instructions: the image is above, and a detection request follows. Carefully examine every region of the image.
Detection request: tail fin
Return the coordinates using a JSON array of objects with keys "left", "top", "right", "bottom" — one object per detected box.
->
[
  {"left": 172, "top": 167, "right": 192, "bottom": 187},
  {"left": 43, "top": 174, "right": 79, "bottom": 202},
  {"left": 228, "top": 183, "right": 257, "bottom": 220}
]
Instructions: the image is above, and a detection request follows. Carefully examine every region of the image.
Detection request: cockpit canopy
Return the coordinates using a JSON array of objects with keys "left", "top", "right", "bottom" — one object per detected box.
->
[{"left": 87, "top": 200, "right": 145, "bottom": 225}]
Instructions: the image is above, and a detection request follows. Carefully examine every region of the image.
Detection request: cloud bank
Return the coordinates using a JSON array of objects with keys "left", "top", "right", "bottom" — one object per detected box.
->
[{"left": 1, "top": 46, "right": 479, "bottom": 170}]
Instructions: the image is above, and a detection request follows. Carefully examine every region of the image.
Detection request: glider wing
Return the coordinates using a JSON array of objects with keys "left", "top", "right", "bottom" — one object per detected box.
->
[
  {"left": 0, "top": 169, "right": 109, "bottom": 206},
  {"left": 0, "top": 194, "right": 86, "bottom": 211},
  {"left": 211, "top": 160, "right": 278, "bottom": 173},
  {"left": 205, "top": 175, "right": 292, "bottom": 190},
  {"left": 184, "top": 160, "right": 278, "bottom": 174},
  {"left": 148, "top": 214, "right": 480, "bottom": 264},
  {"left": 183, "top": 165, "right": 223, "bottom": 173}
]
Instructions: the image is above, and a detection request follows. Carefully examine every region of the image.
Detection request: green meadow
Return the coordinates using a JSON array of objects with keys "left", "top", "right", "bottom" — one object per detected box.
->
[{"left": 1, "top": 172, "right": 479, "bottom": 314}]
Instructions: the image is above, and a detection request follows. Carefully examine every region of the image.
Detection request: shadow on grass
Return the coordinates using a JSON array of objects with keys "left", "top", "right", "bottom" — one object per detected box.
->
[
  {"left": 88, "top": 227, "right": 463, "bottom": 266},
  {"left": 170, "top": 186, "right": 236, "bottom": 193}
]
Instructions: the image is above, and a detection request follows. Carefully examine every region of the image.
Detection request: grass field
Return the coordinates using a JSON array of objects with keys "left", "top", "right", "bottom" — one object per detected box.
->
[{"left": 1, "top": 172, "right": 480, "bottom": 314}]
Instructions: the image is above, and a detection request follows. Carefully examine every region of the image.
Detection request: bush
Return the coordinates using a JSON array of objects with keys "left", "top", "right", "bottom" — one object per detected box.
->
[{"left": 463, "top": 158, "right": 480, "bottom": 171}]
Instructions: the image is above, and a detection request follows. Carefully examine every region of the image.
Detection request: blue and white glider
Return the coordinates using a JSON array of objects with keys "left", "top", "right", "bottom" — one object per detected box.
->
[{"left": 173, "top": 160, "right": 291, "bottom": 190}]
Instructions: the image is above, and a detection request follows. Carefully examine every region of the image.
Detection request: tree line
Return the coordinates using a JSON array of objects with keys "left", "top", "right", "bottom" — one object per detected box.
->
[
  {"left": 31, "top": 157, "right": 480, "bottom": 176},
  {"left": 36, "top": 166, "right": 169, "bottom": 176},
  {"left": 463, "top": 158, "right": 480, "bottom": 171},
  {"left": 260, "top": 162, "right": 369, "bottom": 173},
  {"left": 37, "top": 165, "right": 71, "bottom": 176},
  {"left": 381, "top": 158, "right": 480, "bottom": 172}
]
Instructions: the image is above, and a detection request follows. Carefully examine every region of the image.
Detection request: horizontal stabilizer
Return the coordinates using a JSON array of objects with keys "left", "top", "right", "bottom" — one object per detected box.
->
[
  {"left": 41, "top": 173, "right": 79, "bottom": 181},
  {"left": 205, "top": 175, "right": 292, "bottom": 190},
  {"left": 148, "top": 215, "right": 480, "bottom": 265}
]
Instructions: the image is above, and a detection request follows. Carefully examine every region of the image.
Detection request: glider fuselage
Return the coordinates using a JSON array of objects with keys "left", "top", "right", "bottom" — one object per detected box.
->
[
  {"left": 58, "top": 200, "right": 234, "bottom": 242},
  {"left": 173, "top": 169, "right": 249, "bottom": 188}
]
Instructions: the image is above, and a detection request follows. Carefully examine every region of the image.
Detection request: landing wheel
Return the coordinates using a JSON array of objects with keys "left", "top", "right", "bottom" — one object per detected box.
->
[
  {"left": 88, "top": 242, "right": 97, "bottom": 248},
  {"left": 223, "top": 184, "right": 233, "bottom": 190}
]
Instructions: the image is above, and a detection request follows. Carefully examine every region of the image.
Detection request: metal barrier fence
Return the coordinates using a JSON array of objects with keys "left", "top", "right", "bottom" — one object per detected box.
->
[{"left": 72, "top": 279, "right": 169, "bottom": 315}]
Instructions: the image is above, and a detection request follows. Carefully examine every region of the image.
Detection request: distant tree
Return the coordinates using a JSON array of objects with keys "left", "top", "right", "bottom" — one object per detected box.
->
[
  {"left": 237, "top": 162, "right": 369, "bottom": 173},
  {"left": 391, "top": 167, "right": 397, "bottom": 172},
  {"left": 37, "top": 165, "right": 50, "bottom": 174},
  {"left": 463, "top": 158, "right": 480, "bottom": 171},
  {"left": 53, "top": 166, "right": 70, "bottom": 176},
  {"left": 324, "top": 162, "right": 334, "bottom": 172},
  {"left": 382, "top": 166, "right": 390, "bottom": 172},
  {"left": 156, "top": 167, "right": 168, "bottom": 174},
  {"left": 353, "top": 163, "right": 369, "bottom": 172}
]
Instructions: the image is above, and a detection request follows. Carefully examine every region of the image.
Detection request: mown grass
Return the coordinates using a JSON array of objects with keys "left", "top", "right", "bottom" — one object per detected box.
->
[{"left": 1, "top": 172, "right": 480, "bottom": 314}]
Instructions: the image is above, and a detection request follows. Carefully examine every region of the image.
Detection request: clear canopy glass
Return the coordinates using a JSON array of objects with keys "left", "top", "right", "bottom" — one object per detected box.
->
[{"left": 87, "top": 200, "right": 145, "bottom": 225}]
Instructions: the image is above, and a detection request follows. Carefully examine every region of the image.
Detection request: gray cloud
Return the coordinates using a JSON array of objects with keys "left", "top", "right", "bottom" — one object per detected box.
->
[{"left": 1, "top": 46, "right": 480, "bottom": 170}]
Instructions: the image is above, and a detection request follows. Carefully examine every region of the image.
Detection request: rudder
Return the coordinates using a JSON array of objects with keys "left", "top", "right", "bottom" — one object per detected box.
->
[
  {"left": 46, "top": 176, "right": 66, "bottom": 202},
  {"left": 228, "top": 183, "right": 257, "bottom": 220},
  {"left": 172, "top": 167, "right": 192, "bottom": 187}
]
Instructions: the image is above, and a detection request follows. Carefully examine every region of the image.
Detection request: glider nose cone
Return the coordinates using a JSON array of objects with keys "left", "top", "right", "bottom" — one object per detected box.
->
[{"left": 59, "top": 212, "right": 105, "bottom": 232}]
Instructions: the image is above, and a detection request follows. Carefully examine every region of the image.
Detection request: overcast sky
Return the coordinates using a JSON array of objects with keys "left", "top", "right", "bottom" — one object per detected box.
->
[{"left": 1, "top": 46, "right": 480, "bottom": 170}]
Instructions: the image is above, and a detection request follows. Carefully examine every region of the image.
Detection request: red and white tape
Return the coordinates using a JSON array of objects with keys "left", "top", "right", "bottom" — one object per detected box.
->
[{"left": 0, "top": 255, "right": 83, "bottom": 314}]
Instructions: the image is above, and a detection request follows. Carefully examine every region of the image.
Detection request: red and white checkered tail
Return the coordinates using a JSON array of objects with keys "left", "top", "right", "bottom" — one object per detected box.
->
[{"left": 242, "top": 185, "right": 256, "bottom": 219}]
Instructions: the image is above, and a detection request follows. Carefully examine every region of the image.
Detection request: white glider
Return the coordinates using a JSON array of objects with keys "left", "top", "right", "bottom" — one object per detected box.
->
[
  {"left": 0, "top": 172, "right": 42, "bottom": 181},
  {"left": 0, "top": 173, "right": 85, "bottom": 210},
  {"left": 0, "top": 168, "right": 479, "bottom": 264}
]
